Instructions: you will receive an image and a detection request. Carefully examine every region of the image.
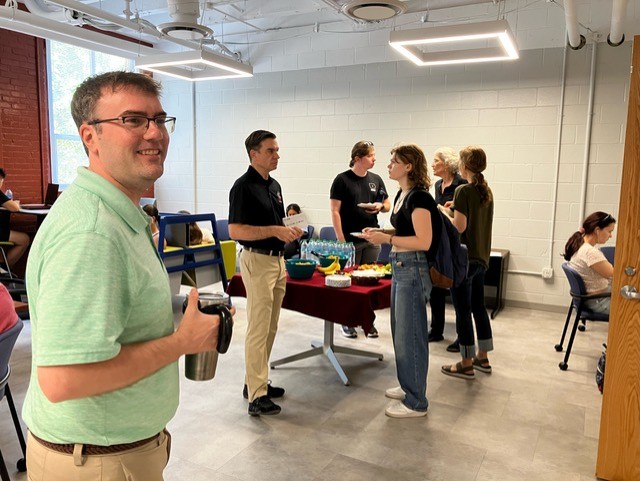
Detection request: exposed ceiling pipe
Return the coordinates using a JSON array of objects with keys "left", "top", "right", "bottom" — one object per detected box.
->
[
  {"left": 0, "top": 4, "right": 158, "bottom": 57},
  {"left": 608, "top": 0, "right": 628, "bottom": 46},
  {"left": 43, "top": 0, "right": 170, "bottom": 39},
  {"left": 21, "top": 0, "right": 80, "bottom": 23},
  {"left": 563, "top": 0, "right": 585, "bottom": 49}
]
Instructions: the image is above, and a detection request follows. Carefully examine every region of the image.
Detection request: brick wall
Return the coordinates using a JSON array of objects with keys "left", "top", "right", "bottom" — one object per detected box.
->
[{"left": 0, "top": 29, "right": 50, "bottom": 203}]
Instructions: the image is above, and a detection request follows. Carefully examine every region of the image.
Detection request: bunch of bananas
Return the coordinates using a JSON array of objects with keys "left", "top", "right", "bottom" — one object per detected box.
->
[{"left": 317, "top": 256, "right": 341, "bottom": 276}]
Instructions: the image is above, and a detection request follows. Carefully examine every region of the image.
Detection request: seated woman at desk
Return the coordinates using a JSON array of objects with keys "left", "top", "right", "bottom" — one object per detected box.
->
[
  {"left": 562, "top": 211, "right": 616, "bottom": 314},
  {"left": 0, "top": 168, "right": 30, "bottom": 269},
  {"left": 177, "top": 210, "right": 214, "bottom": 245},
  {"left": 142, "top": 204, "right": 167, "bottom": 249}
]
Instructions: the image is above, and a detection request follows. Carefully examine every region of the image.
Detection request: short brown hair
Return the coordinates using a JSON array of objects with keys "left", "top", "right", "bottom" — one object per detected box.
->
[
  {"left": 245, "top": 130, "right": 276, "bottom": 161},
  {"left": 71, "top": 71, "right": 162, "bottom": 129}
]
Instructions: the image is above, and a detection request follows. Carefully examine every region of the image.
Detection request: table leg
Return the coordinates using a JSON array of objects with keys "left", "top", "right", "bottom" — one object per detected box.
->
[{"left": 270, "top": 321, "right": 384, "bottom": 385}]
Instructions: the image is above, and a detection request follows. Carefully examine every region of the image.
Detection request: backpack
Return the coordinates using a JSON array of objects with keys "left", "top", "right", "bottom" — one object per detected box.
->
[
  {"left": 596, "top": 343, "right": 607, "bottom": 394},
  {"left": 428, "top": 210, "right": 468, "bottom": 289}
]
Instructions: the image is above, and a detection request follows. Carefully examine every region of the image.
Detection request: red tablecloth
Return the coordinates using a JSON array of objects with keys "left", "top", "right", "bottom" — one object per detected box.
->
[{"left": 227, "top": 271, "right": 391, "bottom": 334}]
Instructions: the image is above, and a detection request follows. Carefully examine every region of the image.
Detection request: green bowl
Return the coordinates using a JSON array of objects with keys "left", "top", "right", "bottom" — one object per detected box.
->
[
  {"left": 285, "top": 259, "right": 318, "bottom": 280},
  {"left": 318, "top": 254, "right": 348, "bottom": 269}
]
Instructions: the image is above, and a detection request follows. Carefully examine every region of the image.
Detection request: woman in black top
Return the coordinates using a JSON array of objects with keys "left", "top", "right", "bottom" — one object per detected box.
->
[
  {"left": 429, "top": 147, "right": 467, "bottom": 343},
  {"left": 364, "top": 144, "right": 439, "bottom": 418}
]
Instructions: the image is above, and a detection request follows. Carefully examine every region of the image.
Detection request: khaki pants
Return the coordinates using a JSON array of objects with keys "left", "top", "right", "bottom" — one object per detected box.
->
[
  {"left": 26, "top": 430, "right": 171, "bottom": 481},
  {"left": 240, "top": 249, "right": 286, "bottom": 401}
]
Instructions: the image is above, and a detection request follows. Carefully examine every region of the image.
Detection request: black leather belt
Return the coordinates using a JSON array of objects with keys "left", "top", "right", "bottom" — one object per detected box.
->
[{"left": 245, "top": 247, "right": 284, "bottom": 257}]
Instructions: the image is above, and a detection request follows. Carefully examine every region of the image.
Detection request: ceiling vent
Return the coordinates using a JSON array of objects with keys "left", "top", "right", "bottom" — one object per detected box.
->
[
  {"left": 158, "top": 0, "right": 213, "bottom": 40},
  {"left": 157, "top": 22, "right": 213, "bottom": 40},
  {"left": 342, "top": 0, "right": 407, "bottom": 22}
]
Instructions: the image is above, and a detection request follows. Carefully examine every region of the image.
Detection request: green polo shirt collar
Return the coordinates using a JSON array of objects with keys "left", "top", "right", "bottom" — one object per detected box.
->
[{"left": 74, "top": 167, "right": 148, "bottom": 234}]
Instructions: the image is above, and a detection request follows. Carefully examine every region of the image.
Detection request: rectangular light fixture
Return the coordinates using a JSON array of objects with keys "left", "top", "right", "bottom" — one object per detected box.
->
[
  {"left": 389, "top": 19, "right": 519, "bottom": 67},
  {"left": 135, "top": 49, "right": 253, "bottom": 81}
]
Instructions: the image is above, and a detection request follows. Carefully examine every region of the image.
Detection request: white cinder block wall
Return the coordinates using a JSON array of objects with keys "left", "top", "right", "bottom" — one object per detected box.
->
[{"left": 156, "top": 41, "right": 631, "bottom": 312}]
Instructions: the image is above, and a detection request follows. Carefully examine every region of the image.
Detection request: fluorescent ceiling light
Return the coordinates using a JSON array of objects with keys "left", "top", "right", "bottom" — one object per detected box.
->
[
  {"left": 135, "top": 50, "right": 253, "bottom": 81},
  {"left": 389, "top": 19, "right": 519, "bottom": 66}
]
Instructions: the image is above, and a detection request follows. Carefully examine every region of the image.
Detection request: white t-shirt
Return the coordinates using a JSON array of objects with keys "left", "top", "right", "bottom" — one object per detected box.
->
[{"left": 569, "top": 243, "right": 610, "bottom": 293}]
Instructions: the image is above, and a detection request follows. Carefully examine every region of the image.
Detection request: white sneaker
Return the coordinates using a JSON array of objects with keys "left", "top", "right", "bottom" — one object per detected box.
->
[
  {"left": 385, "top": 386, "right": 405, "bottom": 400},
  {"left": 385, "top": 400, "right": 427, "bottom": 418}
]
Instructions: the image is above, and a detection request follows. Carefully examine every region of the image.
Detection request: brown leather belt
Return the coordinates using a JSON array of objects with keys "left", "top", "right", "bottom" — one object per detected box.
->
[{"left": 31, "top": 431, "right": 161, "bottom": 455}]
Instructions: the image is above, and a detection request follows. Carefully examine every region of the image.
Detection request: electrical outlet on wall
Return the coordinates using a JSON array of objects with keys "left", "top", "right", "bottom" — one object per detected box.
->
[{"left": 542, "top": 267, "right": 554, "bottom": 279}]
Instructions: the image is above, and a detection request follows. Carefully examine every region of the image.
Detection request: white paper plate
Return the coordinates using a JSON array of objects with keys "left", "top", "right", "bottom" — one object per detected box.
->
[
  {"left": 350, "top": 232, "right": 365, "bottom": 238},
  {"left": 357, "top": 203, "right": 376, "bottom": 209}
]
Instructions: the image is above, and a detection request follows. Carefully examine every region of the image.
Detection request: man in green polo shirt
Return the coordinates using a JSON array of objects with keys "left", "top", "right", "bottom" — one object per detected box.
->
[{"left": 23, "top": 71, "right": 222, "bottom": 480}]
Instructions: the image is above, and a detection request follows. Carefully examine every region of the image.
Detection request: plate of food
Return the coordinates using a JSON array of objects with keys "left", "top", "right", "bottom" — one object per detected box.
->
[
  {"left": 352, "top": 269, "right": 385, "bottom": 278},
  {"left": 357, "top": 202, "right": 376, "bottom": 209},
  {"left": 350, "top": 231, "right": 365, "bottom": 238}
]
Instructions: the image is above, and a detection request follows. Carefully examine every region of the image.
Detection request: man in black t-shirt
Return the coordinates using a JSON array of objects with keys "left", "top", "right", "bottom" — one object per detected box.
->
[
  {"left": 229, "top": 130, "right": 303, "bottom": 417},
  {"left": 330, "top": 141, "right": 390, "bottom": 338}
]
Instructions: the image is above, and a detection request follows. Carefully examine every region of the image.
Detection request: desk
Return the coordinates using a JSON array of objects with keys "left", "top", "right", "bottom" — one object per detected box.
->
[{"left": 227, "top": 272, "right": 391, "bottom": 385}]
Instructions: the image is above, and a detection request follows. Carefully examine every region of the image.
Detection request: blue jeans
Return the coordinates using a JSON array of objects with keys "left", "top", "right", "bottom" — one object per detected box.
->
[
  {"left": 390, "top": 251, "right": 432, "bottom": 411},
  {"left": 450, "top": 261, "right": 494, "bottom": 359}
]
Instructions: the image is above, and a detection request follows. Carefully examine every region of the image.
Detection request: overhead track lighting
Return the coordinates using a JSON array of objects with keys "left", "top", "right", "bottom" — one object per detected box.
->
[
  {"left": 389, "top": 19, "right": 519, "bottom": 66},
  {"left": 135, "top": 50, "right": 253, "bottom": 81}
]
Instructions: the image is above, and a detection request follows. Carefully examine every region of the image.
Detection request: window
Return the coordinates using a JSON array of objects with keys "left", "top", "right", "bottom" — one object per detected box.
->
[{"left": 47, "top": 41, "right": 133, "bottom": 188}]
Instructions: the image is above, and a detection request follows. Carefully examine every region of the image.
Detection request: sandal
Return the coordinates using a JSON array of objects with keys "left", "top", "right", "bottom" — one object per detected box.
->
[
  {"left": 472, "top": 357, "right": 492, "bottom": 373},
  {"left": 441, "top": 361, "right": 475, "bottom": 380}
]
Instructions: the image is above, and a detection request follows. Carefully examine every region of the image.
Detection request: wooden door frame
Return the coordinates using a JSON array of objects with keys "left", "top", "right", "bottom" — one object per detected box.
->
[{"left": 596, "top": 35, "right": 640, "bottom": 480}]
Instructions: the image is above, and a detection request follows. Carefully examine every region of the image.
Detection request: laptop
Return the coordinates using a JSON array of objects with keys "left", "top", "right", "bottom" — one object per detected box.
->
[
  {"left": 163, "top": 222, "right": 189, "bottom": 248},
  {"left": 21, "top": 183, "right": 59, "bottom": 210}
]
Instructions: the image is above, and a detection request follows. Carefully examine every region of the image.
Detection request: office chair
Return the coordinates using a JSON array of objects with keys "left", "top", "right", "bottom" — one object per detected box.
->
[
  {"left": 600, "top": 245, "right": 615, "bottom": 265},
  {"left": 0, "top": 242, "right": 15, "bottom": 279},
  {"left": 216, "top": 219, "right": 230, "bottom": 241},
  {"left": 319, "top": 226, "right": 337, "bottom": 241},
  {"left": 0, "top": 319, "right": 27, "bottom": 478},
  {"left": 304, "top": 225, "right": 315, "bottom": 240},
  {"left": 377, "top": 242, "right": 391, "bottom": 264},
  {"left": 555, "top": 263, "right": 609, "bottom": 371}
]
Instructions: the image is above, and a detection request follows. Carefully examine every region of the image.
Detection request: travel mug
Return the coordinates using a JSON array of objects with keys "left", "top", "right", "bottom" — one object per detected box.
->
[{"left": 182, "top": 292, "right": 233, "bottom": 381}]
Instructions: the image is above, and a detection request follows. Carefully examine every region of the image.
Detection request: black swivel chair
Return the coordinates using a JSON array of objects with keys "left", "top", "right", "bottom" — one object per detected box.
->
[
  {"left": 555, "top": 263, "right": 610, "bottom": 370},
  {"left": 0, "top": 319, "right": 27, "bottom": 479}
]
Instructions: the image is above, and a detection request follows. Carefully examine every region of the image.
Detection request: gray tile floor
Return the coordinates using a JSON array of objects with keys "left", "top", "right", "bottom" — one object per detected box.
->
[{"left": 1, "top": 299, "right": 607, "bottom": 480}]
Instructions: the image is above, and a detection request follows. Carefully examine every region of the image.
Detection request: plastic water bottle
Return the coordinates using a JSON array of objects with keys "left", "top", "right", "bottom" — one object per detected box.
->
[
  {"left": 300, "top": 240, "right": 309, "bottom": 259},
  {"left": 5, "top": 189, "right": 13, "bottom": 200}
]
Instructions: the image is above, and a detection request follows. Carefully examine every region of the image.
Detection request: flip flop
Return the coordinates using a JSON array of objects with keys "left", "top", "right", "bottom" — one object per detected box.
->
[
  {"left": 441, "top": 361, "right": 475, "bottom": 380},
  {"left": 472, "top": 357, "right": 492, "bottom": 373}
]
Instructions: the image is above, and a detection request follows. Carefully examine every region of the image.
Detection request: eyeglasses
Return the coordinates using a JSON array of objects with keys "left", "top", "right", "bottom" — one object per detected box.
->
[
  {"left": 362, "top": 141, "right": 374, "bottom": 146},
  {"left": 87, "top": 115, "right": 176, "bottom": 134}
]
